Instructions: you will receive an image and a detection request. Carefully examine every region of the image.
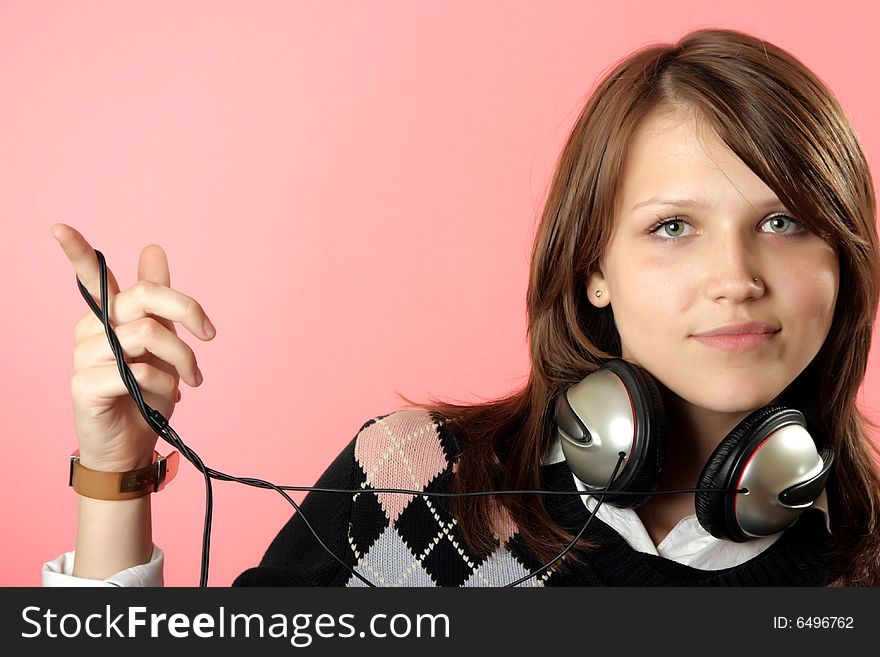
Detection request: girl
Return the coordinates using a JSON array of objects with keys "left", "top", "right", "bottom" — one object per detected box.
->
[{"left": 46, "top": 27, "right": 880, "bottom": 586}]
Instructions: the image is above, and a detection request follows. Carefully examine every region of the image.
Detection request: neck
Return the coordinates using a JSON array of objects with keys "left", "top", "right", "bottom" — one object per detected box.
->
[
  {"left": 659, "top": 385, "right": 787, "bottom": 483},
  {"left": 661, "top": 393, "right": 742, "bottom": 484},
  {"left": 633, "top": 386, "right": 777, "bottom": 543}
]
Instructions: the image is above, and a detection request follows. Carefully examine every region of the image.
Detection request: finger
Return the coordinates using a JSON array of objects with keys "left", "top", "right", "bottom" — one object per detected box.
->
[
  {"left": 74, "top": 318, "right": 203, "bottom": 387},
  {"left": 137, "top": 243, "right": 175, "bottom": 334},
  {"left": 51, "top": 223, "right": 122, "bottom": 311},
  {"left": 74, "top": 280, "right": 215, "bottom": 343},
  {"left": 71, "top": 362, "right": 178, "bottom": 408}
]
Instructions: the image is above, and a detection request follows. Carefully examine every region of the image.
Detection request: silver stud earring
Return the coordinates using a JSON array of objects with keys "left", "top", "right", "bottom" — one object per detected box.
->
[{"left": 595, "top": 290, "right": 602, "bottom": 298}]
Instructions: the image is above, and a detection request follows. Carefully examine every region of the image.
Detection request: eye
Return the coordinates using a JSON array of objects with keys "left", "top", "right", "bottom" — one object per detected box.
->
[
  {"left": 760, "top": 214, "right": 807, "bottom": 236},
  {"left": 647, "top": 215, "right": 695, "bottom": 241}
]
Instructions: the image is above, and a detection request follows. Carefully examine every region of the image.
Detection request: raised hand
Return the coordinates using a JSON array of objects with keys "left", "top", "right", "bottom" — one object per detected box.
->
[{"left": 52, "top": 223, "right": 215, "bottom": 472}]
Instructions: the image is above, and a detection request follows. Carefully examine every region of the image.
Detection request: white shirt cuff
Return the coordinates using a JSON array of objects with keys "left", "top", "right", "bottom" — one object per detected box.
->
[{"left": 42, "top": 545, "right": 164, "bottom": 587}]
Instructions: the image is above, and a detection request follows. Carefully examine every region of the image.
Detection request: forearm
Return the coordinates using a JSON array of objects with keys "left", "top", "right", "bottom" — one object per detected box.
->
[{"left": 72, "top": 494, "right": 153, "bottom": 579}]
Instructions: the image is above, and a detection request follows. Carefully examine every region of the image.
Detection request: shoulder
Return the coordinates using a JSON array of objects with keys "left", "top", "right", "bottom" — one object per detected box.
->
[{"left": 352, "top": 408, "right": 459, "bottom": 491}]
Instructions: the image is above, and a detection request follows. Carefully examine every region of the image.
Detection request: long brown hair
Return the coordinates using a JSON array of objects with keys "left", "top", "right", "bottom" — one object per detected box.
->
[{"left": 398, "top": 27, "right": 880, "bottom": 586}]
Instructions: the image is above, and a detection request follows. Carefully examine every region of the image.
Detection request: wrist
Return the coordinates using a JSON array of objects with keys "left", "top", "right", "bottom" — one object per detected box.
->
[
  {"left": 76, "top": 453, "right": 155, "bottom": 472},
  {"left": 69, "top": 449, "right": 179, "bottom": 501}
]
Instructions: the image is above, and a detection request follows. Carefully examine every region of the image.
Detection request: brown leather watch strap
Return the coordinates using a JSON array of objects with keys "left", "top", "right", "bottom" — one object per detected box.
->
[{"left": 69, "top": 450, "right": 180, "bottom": 500}]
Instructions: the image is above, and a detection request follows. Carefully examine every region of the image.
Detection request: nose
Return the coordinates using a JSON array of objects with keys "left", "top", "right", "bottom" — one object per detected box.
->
[{"left": 703, "top": 231, "right": 765, "bottom": 303}]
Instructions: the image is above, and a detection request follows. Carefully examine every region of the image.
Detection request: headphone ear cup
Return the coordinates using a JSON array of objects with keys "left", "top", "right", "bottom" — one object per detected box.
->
[
  {"left": 598, "top": 359, "right": 667, "bottom": 508},
  {"left": 696, "top": 405, "right": 792, "bottom": 541}
]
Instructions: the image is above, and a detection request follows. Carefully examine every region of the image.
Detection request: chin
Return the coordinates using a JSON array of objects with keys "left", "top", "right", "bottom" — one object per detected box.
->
[
  {"left": 683, "top": 390, "right": 785, "bottom": 415},
  {"left": 663, "top": 375, "right": 783, "bottom": 413},
  {"left": 644, "top": 361, "right": 791, "bottom": 414}
]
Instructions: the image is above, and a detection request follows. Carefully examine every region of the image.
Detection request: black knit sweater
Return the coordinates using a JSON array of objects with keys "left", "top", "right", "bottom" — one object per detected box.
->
[{"left": 233, "top": 410, "right": 829, "bottom": 587}]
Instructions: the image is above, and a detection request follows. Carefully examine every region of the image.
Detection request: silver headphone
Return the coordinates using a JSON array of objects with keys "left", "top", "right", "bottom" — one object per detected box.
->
[{"left": 555, "top": 357, "right": 833, "bottom": 541}]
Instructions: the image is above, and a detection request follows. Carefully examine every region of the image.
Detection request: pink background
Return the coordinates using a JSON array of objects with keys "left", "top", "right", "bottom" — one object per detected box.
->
[{"left": 2, "top": 1, "right": 878, "bottom": 586}]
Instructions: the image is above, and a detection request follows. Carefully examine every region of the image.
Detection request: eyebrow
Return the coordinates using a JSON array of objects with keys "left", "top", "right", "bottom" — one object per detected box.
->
[{"left": 630, "top": 196, "right": 785, "bottom": 212}]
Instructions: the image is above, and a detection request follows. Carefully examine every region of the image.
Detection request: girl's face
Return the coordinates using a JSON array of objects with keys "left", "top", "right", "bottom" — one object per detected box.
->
[{"left": 588, "top": 106, "right": 839, "bottom": 415}]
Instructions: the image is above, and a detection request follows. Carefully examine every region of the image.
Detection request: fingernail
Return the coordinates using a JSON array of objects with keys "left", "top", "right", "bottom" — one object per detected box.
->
[
  {"left": 196, "top": 368, "right": 204, "bottom": 385},
  {"left": 203, "top": 318, "right": 215, "bottom": 338}
]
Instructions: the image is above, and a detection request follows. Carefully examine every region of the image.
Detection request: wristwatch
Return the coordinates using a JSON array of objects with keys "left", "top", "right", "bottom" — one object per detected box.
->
[{"left": 69, "top": 450, "right": 180, "bottom": 500}]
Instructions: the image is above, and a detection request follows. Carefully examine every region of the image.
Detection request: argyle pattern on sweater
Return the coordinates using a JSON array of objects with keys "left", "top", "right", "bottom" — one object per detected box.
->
[{"left": 344, "top": 409, "right": 551, "bottom": 587}]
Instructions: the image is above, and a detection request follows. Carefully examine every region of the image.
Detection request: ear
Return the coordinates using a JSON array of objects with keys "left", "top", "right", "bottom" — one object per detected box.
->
[{"left": 587, "top": 270, "right": 610, "bottom": 307}]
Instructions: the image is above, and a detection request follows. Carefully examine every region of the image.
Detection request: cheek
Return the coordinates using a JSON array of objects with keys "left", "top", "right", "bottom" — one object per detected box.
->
[
  {"left": 778, "top": 256, "right": 838, "bottom": 336},
  {"left": 609, "top": 260, "right": 690, "bottom": 346}
]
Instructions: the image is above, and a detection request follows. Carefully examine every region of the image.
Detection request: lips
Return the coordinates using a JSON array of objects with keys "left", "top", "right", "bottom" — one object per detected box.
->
[
  {"left": 692, "top": 321, "right": 780, "bottom": 337},
  {"left": 691, "top": 321, "right": 780, "bottom": 353}
]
